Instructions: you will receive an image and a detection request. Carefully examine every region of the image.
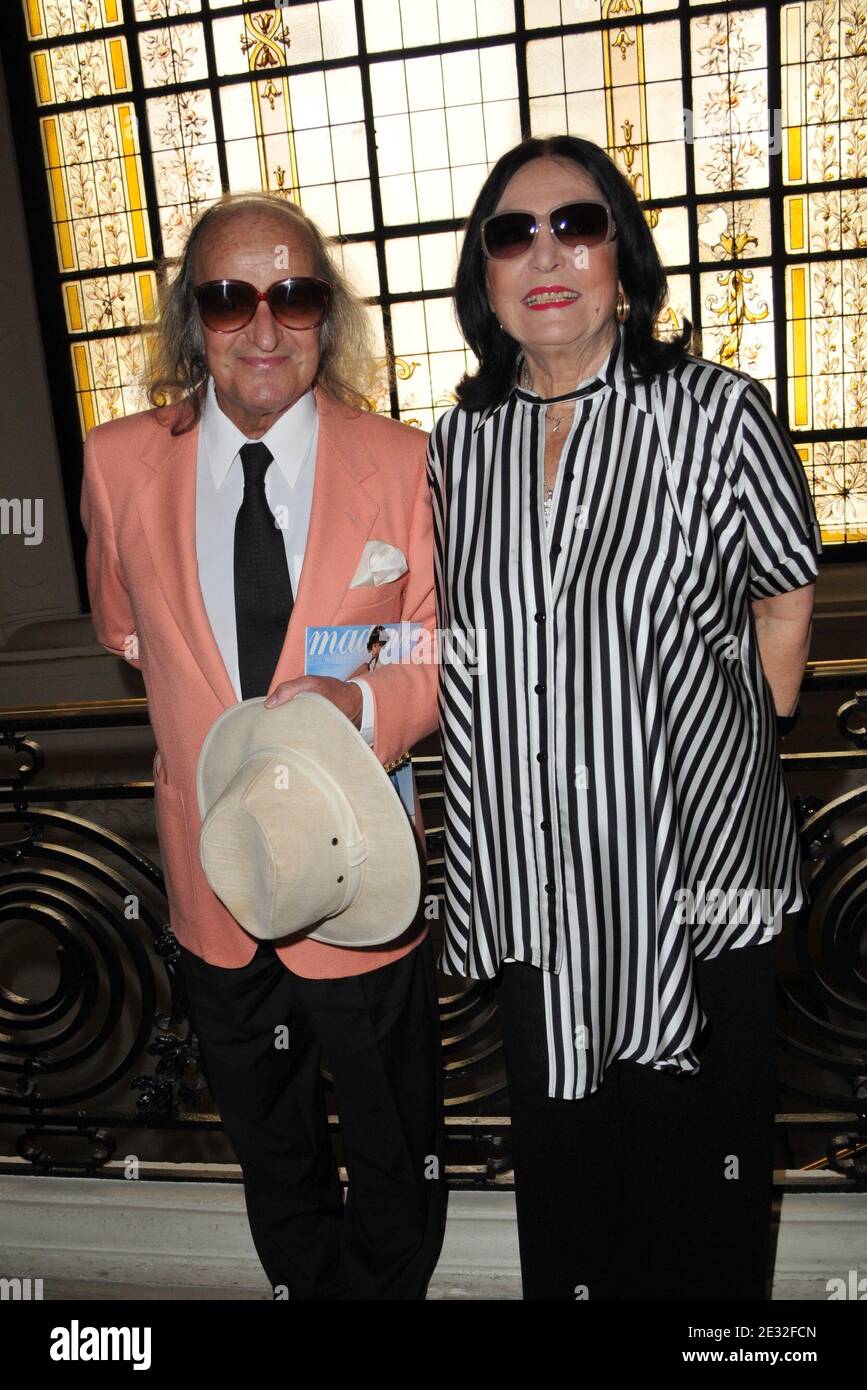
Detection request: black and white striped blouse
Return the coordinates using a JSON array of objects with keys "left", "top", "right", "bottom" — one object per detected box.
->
[{"left": 426, "top": 321, "right": 823, "bottom": 1100}]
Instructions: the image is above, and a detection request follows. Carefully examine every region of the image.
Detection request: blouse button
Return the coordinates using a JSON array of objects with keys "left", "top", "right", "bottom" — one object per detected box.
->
[
  {"left": 535, "top": 611, "right": 546, "bottom": 622},
  {"left": 537, "top": 752, "right": 548, "bottom": 764},
  {"left": 535, "top": 682, "right": 547, "bottom": 694},
  {"left": 540, "top": 820, "right": 550, "bottom": 832}
]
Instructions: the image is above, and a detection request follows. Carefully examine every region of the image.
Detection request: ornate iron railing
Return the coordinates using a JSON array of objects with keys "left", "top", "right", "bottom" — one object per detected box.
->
[
  {"left": 0, "top": 665, "right": 865, "bottom": 1189},
  {"left": 774, "top": 662, "right": 867, "bottom": 1188}
]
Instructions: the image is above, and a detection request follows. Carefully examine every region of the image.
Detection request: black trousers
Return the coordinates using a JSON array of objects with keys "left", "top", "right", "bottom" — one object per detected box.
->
[
  {"left": 494, "top": 939, "right": 778, "bottom": 1301},
  {"left": 177, "top": 932, "right": 447, "bottom": 1300}
]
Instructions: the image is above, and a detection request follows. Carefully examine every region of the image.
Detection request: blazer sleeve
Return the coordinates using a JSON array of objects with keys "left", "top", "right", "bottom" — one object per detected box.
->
[
  {"left": 733, "top": 376, "right": 823, "bottom": 600},
  {"left": 80, "top": 428, "right": 143, "bottom": 670},
  {"left": 359, "top": 438, "right": 438, "bottom": 768}
]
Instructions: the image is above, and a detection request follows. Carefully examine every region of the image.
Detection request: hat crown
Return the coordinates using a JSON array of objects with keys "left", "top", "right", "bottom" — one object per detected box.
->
[
  {"left": 196, "top": 692, "right": 421, "bottom": 947},
  {"left": 200, "top": 748, "right": 366, "bottom": 938}
]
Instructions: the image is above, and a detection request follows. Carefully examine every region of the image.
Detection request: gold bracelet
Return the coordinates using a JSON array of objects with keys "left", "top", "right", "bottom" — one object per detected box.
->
[{"left": 383, "top": 750, "right": 411, "bottom": 772}]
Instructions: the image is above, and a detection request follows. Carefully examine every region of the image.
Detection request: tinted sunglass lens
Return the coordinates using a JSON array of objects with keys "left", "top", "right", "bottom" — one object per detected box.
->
[
  {"left": 552, "top": 202, "right": 610, "bottom": 248},
  {"left": 196, "top": 281, "right": 257, "bottom": 330},
  {"left": 484, "top": 212, "right": 536, "bottom": 259},
  {"left": 269, "top": 279, "right": 330, "bottom": 328}
]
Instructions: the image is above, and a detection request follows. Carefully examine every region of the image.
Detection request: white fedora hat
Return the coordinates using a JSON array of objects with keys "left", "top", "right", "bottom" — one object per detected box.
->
[{"left": 196, "top": 693, "right": 421, "bottom": 947}]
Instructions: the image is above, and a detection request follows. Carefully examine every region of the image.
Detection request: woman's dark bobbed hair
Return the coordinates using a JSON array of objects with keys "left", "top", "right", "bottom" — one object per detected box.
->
[{"left": 453, "top": 135, "right": 693, "bottom": 412}]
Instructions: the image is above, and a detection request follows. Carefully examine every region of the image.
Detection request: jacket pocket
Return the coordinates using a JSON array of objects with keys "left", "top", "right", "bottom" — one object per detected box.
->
[{"left": 341, "top": 576, "right": 406, "bottom": 611}]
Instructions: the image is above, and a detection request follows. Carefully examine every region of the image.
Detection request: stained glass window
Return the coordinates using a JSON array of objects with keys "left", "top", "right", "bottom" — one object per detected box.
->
[{"left": 14, "top": 0, "right": 867, "bottom": 544}]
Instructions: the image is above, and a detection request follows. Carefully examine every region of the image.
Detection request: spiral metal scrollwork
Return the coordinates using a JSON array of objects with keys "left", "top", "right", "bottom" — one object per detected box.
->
[
  {"left": 0, "top": 799, "right": 199, "bottom": 1128},
  {"left": 776, "top": 782, "right": 867, "bottom": 1173}
]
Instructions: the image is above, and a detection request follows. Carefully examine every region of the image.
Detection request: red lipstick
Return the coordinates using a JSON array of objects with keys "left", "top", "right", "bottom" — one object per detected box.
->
[{"left": 522, "top": 285, "right": 580, "bottom": 310}]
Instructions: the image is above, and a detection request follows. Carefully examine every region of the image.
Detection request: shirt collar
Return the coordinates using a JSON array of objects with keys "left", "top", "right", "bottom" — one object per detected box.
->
[
  {"left": 200, "top": 374, "right": 318, "bottom": 488},
  {"left": 473, "top": 321, "right": 650, "bottom": 431}
]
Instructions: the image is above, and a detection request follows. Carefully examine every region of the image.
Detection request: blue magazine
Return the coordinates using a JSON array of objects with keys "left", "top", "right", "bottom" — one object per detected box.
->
[{"left": 304, "top": 622, "right": 421, "bottom": 822}]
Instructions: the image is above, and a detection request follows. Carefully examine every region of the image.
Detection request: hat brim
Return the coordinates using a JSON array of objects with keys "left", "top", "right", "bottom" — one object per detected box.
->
[{"left": 196, "top": 693, "right": 421, "bottom": 947}]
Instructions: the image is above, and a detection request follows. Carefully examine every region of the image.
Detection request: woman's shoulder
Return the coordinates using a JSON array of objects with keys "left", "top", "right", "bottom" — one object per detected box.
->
[{"left": 662, "top": 346, "right": 768, "bottom": 424}]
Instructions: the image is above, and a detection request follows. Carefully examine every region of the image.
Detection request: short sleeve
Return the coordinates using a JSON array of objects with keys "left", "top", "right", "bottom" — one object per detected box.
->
[{"left": 733, "top": 376, "right": 823, "bottom": 599}]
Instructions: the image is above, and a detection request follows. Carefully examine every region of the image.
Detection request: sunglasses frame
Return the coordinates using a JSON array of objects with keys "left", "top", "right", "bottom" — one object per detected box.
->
[
  {"left": 193, "top": 275, "right": 331, "bottom": 332},
  {"left": 480, "top": 200, "right": 617, "bottom": 261}
]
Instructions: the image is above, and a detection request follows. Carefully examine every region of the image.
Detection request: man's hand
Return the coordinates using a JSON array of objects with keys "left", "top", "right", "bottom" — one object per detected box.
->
[{"left": 263, "top": 675, "right": 363, "bottom": 729}]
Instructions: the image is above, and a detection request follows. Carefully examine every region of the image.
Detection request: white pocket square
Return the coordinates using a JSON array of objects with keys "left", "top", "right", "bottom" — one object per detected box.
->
[{"left": 349, "top": 540, "right": 408, "bottom": 588}]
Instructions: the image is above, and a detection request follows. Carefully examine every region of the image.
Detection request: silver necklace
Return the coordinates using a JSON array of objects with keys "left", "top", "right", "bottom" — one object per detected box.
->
[{"left": 521, "top": 360, "right": 564, "bottom": 433}]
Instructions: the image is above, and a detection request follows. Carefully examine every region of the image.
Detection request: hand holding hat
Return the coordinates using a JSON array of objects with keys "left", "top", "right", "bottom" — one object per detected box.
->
[{"left": 196, "top": 692, "right": 421, "bottom": 948}]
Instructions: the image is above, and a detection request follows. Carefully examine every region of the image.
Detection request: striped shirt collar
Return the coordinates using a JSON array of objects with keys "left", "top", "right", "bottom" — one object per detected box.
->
[{"left": 473, "top": 321, "right": 650, "bottom": 431}]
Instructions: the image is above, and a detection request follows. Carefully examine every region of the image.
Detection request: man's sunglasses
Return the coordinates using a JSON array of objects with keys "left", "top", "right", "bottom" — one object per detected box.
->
[
  {"left": 193, "top": 276, "right": 331, "bottom": 332},
  {"left": 481, "top": 201, "right": 617, "bottom": 260}
]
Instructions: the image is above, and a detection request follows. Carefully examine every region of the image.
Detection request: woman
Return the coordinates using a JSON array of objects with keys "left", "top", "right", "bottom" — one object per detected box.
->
[{"left": 426, "top": 136, "right": 822, "bottom": 1301}]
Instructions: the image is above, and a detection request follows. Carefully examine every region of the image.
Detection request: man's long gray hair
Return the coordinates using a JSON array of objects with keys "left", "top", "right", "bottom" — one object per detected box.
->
[{"left": 146, "top": 191, "right": 376, "bottom": 433}]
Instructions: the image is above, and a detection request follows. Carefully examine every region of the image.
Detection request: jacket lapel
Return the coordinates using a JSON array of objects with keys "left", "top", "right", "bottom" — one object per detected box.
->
[
  {"left": 135, "top": 403, "right": 238, "bottom": 708},
  {"left": 134, "top": 388, "right": 381, "bottom": 708},
  {"left": 270, "top": 387, "right": 380, "bottom": 683}
]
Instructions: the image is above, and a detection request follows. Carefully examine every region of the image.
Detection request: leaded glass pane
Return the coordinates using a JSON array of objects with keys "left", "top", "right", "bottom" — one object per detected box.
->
[{"left": 17, "top": 0, "right": 864, "bottom": 545}]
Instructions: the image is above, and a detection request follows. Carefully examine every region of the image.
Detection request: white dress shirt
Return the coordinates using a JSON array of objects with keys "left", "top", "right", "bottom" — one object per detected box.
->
[{"left": 195, "top": 375, "right": 373, "bottom": 740}]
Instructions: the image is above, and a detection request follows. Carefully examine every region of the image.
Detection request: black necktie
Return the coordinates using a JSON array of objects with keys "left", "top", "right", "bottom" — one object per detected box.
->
[{"left": 233, "top": 441, "right": 294, "bottom": 699}]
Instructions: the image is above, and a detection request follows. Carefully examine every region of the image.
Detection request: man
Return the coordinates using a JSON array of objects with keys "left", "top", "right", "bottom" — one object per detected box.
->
[{"left": 80, "top": 191, "right": 445, "bottom": 1299}]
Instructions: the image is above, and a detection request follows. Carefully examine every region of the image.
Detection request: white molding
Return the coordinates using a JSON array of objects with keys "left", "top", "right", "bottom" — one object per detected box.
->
[{"left": 0, "top": 1175, "right": 864, "bottom": 1300}]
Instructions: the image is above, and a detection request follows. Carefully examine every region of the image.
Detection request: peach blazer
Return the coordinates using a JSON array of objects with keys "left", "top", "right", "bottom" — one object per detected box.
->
[{"left": 80, "top": 387, "right": 437, "bottom": 976}]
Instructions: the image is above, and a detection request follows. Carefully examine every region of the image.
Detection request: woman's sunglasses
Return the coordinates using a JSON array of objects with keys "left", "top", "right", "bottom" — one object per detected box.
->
[
  {"left": 194, "top": 276, "right": 331, "bottom": 332},
  {"left": 481, "top": 201, "right": 617, "bottom": 260}
]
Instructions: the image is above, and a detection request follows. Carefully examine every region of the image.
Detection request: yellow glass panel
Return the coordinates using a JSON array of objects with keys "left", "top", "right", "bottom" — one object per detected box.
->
[
  {"left": 64, "top": 282, "right": 83, "bottom": 332},
  {"left": 24, "top": 0, "right": 43, "bottom": 39},
  {"left": 788, "top": 196, "right": 805, "bottom": 252},
  {"left": 789, "top": 264, "right": 809, "bottom": 428},
  {"left": 118, "top": 104, "right": 148, "bottom": 259},
  {"left": 42, "top": 115, "right": 61, "bottom": 167},
  {"left": 786, "top": 127, "right": 803, "bottom": 182},
  {"left": 32, "top": 52, "right": 51, "bottom": 104},
  {"left": 108, "top": 39, "right": 128, "bottom": 91},
  {"left": 138, "top": 272, "right": 156, "bottom": 322},
  {"left": 72, "top": 342, "right": 91, "bottom": 390},
  {"left": 47, "top": 164, "right": 75, "bottom": 270}
]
